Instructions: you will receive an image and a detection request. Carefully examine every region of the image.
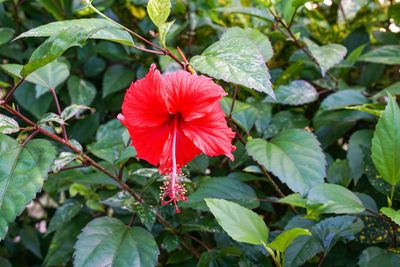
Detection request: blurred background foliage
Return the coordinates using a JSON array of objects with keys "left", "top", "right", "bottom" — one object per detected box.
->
[{"left": 0, "top": 0, "right": 400, "bottom": 266}]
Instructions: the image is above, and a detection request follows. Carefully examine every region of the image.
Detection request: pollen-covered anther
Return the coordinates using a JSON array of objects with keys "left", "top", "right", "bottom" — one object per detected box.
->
[{"left": 160, "top": 179, "right": 188, "bottom": 213}]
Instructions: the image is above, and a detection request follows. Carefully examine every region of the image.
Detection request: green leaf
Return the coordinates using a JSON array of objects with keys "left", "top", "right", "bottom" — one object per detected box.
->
[
  {"left": 267, "top": 228, "right": 311, "bottom": 253},
  {"left": 380, "top": 207, "right": 400, "bottom": 226},
  {"left": 0, "top": 64, "right": 23, "bottom": 79},
  {"left": 347, "top": 129, "right": 373, "bottom": 183},
  {"left": 0, "top": 114, "right": 19, "bottom": 134},
  {"left": 15, "top": 18, "right": 133, "bottom": 46},
  {"left": 181, "top": 177, "right": 259, "bottom": 211},
  {"left": 284, "top": 235, "right": 322, "bottom": 267},
  {"left": 284, "top": 216, "right": 362, "bottom": 267},
  {"left": 264, "top": 80, "right": 318, "bottom": 105},
  {"left": 326, "top": 159, "right": 352, "bottom": 187},
  {"left": 0, "top": 134, "right": 57, "bottom": 240},
  {"left": 21, "top": 27, "right": 95, "bottom": 76},
  {"left": 0, "top": 28, "right": 14, "bottom": 45},
  {"left": 51, "top": 152, "right": 79, "bottom": 173},
  {"left": 372, "top": 95, "right": 400, "bottom": 186},
  {"left": 38, "top": 0, "right": 64, "bottom": 20},
  {"left": 38, "top": 113, "right": 64, "bottom": 125},
  {"left": 47, "top": 200, "right": 82, "bottom": 234},
  {"left": 311, "top": 215, "right": 363, "bottom": 252},
  {"left": 220, "top": 97, "right": 258, "bottom": 133},
  {"left": 278, "top": 193, "right": 306, "bottom": 208},
  {"left": 147, "top": 0, "right": 171, "bottom": 27},
  {"left": 159, "top": 20, "right": 174, "bottom": 47},
  {"left": 44, "top": 213, "right": 91, "bottom": 267},
  {"left": 215, "top": 6, "right": 274, "bottom": 21},
  {"left": 205, "top": 198, "right": 269, "bottom": 245},
  {"left": 246, "top": 129, "right": 326, "bottom": 195},
  {"left": 25, "top": 60, "right": 70, "bottom": 89},
  {"left": 358, "top": 247, "right": 400, "bottom": 267},
  {"left": 61, "top": 105, "right": 93, "bottom": 121},
  {"left": 74, "top": 217, "right": 159, "bottom": 267},
  {"left": 306, "top": 183, "right": 365, "bottom": 214},
  {"left": 320, "top": 90, "right": 369, "bottom": 111},
  {"left": 372, "top": 82, "right": 400, "bottom": 100},
  {"left": 21, "top": 225, "right": 42, "bottom": 258},
  {"left": 14, "top": 82, "right": 52, "bottom": 119},
  {"left": 358, "top": 45, "right": 400, "bottom": 65},
  {"left": 102, "top": 64, "right": 135, "bottom": 98},
  {"left": 221, "top": 27, "right": 273, "bottom": 62},
  {"left": 190, "top": 37, "right": 274, "bottom": 97},
  {"left": 133, "top": 203, "right": 157, "bottom": 231},
  {"left": 67, "top": 75, "right": 97, "bottom": 106},
  {"left": 303, "top": 38, "right": 347, "bottom": 76}
]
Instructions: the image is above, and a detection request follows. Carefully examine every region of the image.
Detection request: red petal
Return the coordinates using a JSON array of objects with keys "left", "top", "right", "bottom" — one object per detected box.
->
[
  {"left": 122, "top": 64, "right": 169, "bottom": 127},
  {"left": 159, "top": 122, "right": 202, "bottom": 173},
  {"left": 124, "top": 122, "right": 170, "bottom": 167},
  {"left": 181, "top": 104, "right": 236, "bottom": 160},
  {"left": 163, "top": 71, "right": 227, "bottom": 121}
]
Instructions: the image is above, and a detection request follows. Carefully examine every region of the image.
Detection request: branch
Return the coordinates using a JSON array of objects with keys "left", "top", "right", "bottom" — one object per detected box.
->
[{"left": 0, "top": 101, "right": 203, "bottom": 259}]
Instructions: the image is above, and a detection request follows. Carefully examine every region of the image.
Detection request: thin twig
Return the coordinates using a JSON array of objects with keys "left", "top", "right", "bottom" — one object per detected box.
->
[
  {"left": 49, "top": 88, "right": 68, "bottom": 141},
  {"left": 4, "top": 79, "right": 24, "bottom": 103}
]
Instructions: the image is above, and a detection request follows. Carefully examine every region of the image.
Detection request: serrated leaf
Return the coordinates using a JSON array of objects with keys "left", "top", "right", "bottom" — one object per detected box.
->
[
  {"left": 61, "top": 105, "right": 93, "bottom": 121},
  {"left": 147, "top": 0, "right": 171, "bottom": 27},
  {"left": 320, "top": 90, "right": 369, "bottom": 111},
  {"left": 159, "top": 20, "right": 174, "bottom": 47},
  {"left": 0, "top": 114, "right": 19, "bottom": 134},
  {"left": 205, "top": 198, "right": 269, "bottom": 245},
  {"left": 15, "top": 18, "right": 133, "bottom": 46},
  {"left": 371, "top": 94, "right": 400, "bottom": 186},
  {"left": 102, "top": 64, "right": 135, "bottom": 97},
  {"left": 358, "top": 45, "right": 400, "bottom": 65},
  {"left": 264, "top": 80, "right": 318, "bottom": 105},
  {"left": 21, "top": 27, "right": 96, "bottom": 76},
  {"left": 44, "top": 213, "right": 91, "bottom": 267},
  {"left": 215, "top": 6, "right": 274, "bottom": 21},
  {"left": 190, "top": 37, "right": 274, "bottom": 97},
  {"left": 74, "top": 217, "right": 159, "bottom": 267},
  {"left": 47, "top": 200, "right": 82, "bottom": 234},
  {"left": 38, "top": 113, "right": 64, "bottom": 125},
  {"left": 267, "top": 228, "right": 311, "bottom": 253},
  {"left": 306, "top": 183, "right": 365, "bottom": 214},
  {"left": 24, "top": 61, "right": 70, "bottom": 89},
  {"left": 303, "top": 38, "right": 347, "bottom": 76},
  {"left": 246, "top": 129, "right": 326, "bottom": 195},
  {"left": 0, "top": 134, "right": 57, "bottom": 240},
  {"left": 51, "top": 152, "right": 79, "bottom": 173},
  {"left": 67, "top": 75, "right": 97, "bottom": 106},
  {"left": 221, "top": 27, "right": 273, "bottom": 62},
  {"left": 278, "top": 193, "right": 306, "bottom": 208},
  {"left": 133, "top": 203, "right": 157, "bottom": 231}
]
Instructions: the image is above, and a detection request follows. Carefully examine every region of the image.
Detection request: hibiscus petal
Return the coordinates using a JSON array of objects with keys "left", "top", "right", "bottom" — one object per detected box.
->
[
  {"left": 122, "top": 64, "right": 170, "bottom": 127},
  {"left": 181, "top": 104, "right": 236, "bottom": 160},
  {"left": 164, "top": 71, "right": 227, "bottom": 121},
  {"left": 159, "top": 123, "right": 202, "bottom": 173},
  {"left": 125, "top": 122, "right": 170, "bottom": 167}
]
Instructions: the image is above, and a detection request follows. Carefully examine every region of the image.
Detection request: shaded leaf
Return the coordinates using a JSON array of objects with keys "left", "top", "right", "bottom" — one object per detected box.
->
[
  {"left": 0, "top": 135, "right": 57, "bottom": 240},
  {"left": 73, "top": 217, "right": 159, "bottom": 267},
  {"left": 264, "top": 80, "right": 318, "bottom": 105}
]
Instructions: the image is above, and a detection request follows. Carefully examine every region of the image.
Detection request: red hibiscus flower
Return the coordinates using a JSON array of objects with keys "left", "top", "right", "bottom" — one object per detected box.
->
[{"left": 118, "top": 64, "right": 235, "bottom": 212}]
